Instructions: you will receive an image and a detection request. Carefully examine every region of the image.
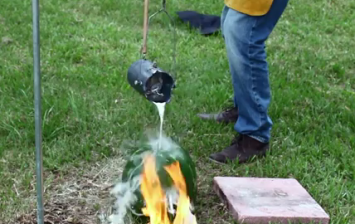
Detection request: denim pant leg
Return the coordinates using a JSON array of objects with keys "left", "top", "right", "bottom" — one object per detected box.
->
[
  {"left": 222, "top": 0, "right": 289, "bottom": 143},
  {"left": 221, "top": 5, "right": 229, "bottom": 38},
  {"left": 221, "top": 6, "right": 239, "bottom": 108}
]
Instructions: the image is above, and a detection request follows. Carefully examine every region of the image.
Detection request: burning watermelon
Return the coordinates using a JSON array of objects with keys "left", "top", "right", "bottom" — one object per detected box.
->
[{"left": 121, "top": 137, "right": 197, "bottom": 218}]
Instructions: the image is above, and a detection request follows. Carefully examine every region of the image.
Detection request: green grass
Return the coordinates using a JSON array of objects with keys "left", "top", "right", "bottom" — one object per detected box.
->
[{"left": 1, "top": 0, "right": 355, "bottom": 223}]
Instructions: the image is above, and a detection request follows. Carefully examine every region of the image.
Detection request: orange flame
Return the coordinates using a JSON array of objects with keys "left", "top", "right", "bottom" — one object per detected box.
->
[{"left": 140, "top": 154, "right": 197, "bottom": 224}]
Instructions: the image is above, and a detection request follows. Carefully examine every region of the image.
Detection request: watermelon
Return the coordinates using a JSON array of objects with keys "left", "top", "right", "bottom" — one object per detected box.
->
[{"left": 121, "top": 139, "right": 197, "bottom": 218}]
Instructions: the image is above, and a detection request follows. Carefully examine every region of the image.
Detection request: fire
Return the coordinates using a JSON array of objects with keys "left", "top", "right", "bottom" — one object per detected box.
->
[{"left": 140, "top": 154, "right": 197, "bottom": 224}]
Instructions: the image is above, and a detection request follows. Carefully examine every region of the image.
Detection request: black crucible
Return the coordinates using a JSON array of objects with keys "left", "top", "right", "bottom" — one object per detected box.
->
[{"left": 127, "top": 59, "right": 175, "bottom": 103}]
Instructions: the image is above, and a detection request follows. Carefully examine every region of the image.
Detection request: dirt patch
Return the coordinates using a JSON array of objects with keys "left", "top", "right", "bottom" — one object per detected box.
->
[
  {"left": 7, "top": 156, "right": 126, "bottom": 224},
  {"left": 3, "top": 144, "right": 233, "bottom": 224}
]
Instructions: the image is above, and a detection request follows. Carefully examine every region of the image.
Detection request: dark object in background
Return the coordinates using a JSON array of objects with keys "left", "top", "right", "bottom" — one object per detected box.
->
[
  {"left": 127, "top": 59, "right": 175, "bottom": 103},
  {"left": 176, "top": 10, "right": 221, "bottom": 35}
]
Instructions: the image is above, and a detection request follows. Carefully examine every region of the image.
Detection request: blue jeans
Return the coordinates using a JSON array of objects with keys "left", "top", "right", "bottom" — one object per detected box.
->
[{"left": 221, "top": 0, "right": 289, "bottom": 143}]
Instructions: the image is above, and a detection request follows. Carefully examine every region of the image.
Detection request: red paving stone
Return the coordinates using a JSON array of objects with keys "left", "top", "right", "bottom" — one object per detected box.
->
[{"left": 213, "top": 177, "right": 330, "bottom": 224}]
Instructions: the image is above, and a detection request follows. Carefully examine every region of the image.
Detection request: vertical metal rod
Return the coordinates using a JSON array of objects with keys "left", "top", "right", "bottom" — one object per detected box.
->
[
  {"left": 141, "top": 0, "right": 150, "bottom": 56},
  {"left": 32, "top": 0, "right": 44, "bottom": 223}
]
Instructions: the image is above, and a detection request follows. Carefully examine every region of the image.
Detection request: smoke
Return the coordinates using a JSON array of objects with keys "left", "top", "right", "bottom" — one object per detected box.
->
[
  {"left": 104, "top": 132, "right": 194, "bottom": 224},
  {"left": 146, "top": 131, "right": 181, "bottom": 153},
  {"left": 106, "top": 176, "right": 141, "bottom": 224},
  {"left": 105, "top": 132, "right": 180, "bottom": 224}
]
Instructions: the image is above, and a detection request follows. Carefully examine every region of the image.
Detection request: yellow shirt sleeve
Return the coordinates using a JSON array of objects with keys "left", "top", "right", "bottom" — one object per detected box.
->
[{"left": 224, "top": 0, "right": 274, "bottom": 16}]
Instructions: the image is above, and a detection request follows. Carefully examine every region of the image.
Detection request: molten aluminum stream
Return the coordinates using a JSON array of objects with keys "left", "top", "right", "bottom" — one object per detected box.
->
[{"left": 140, "top": 154, "right": 197, "bottom": 224}]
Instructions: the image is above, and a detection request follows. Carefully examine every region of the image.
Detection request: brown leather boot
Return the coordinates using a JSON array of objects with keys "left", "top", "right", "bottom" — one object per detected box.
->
[
  {"left": 197, "top": 107, "right": 239, "bottom": 124},
  {"left": 209, "top": 135, "right": 269, "bottom": 164}
]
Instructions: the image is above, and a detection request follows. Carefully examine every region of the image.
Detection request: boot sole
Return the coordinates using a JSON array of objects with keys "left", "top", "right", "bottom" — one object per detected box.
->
[
  {"left": 208, "top": 157, "right": 228, "bottom": 165},
  {"left": 197, "top": 114, "right": 238, "bottom": 124},
  {"left": 208, "top": 152, "right": 268, "bottom": 165}
]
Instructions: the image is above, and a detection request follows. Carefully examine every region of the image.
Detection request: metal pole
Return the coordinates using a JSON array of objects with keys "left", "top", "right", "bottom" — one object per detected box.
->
[{"left": 32, "top": 0, "right": 44, "bottom": 223}]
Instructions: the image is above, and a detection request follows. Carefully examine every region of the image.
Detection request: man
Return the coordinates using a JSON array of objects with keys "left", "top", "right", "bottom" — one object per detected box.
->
[{"left": 198, "top": 0, "right": 289, "bottom": 164}]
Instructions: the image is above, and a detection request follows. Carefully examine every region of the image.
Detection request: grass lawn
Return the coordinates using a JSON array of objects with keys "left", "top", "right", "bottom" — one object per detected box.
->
[{"left": 1, "top": 0, "right": 355, "bottom": 223}]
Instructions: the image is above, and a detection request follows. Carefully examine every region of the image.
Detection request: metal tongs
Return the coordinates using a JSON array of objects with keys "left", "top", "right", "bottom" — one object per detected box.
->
[{"left": 141, "top": 0, "right": 177, "bottom": 79}]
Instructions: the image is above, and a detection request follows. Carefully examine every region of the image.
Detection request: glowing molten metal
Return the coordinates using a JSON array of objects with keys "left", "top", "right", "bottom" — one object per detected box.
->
[{"left": 140, "top": 154, "right": 197, "bottom": 224}]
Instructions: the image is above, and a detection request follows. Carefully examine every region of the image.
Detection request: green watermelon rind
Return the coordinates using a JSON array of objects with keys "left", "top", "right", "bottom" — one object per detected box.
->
[{"left": 121, "top": 143, "right": 197, "bottom": 217}]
